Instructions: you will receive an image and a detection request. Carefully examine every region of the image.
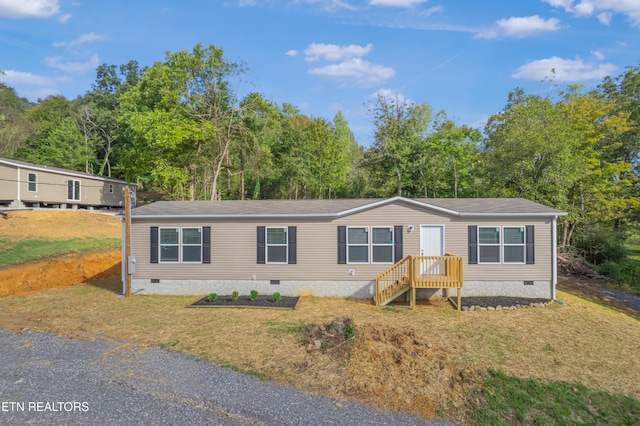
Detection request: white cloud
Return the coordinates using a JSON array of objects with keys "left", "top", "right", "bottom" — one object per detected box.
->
[
  {"left": 369, "top": 0, "right": 428, "bottom": 7},
  {"left": 476, "top": 15, "right": 562, "bottom": 39},
  {"left": 0, "top": 70, "right": 56, "bottom": 86},
  {"left": 597, "top": 11, "right": 612, "bottom": 24},
  {"left": 304, "top": 43, "right": 373, "bottom": 62},
  {"left": 309, "top": 58, "right": 395, "bottom": 85},
  {"left": 52, "top": 33, "right": 107, "bottom": 48},
  {"left": 45, "top": 54, "right": 100, "bottom": 75},
  {"left": 0, "top": 0, "right": 59, "bottom": 18},
  {"left": 293, "top": 0, "right": 357, "bottom": 12},
  {"left": 591, "top": 50, "right": 605, "bottom": 60},
  {"left": 512, "top": 56, "right": 617, "bottom": 82},
  {"left": 543, "top": 0, "right": 640, "bottom": 26},
  {"left": 419, "top": 5, "right": 443, "bottom": 16},
  {"left": 370, "top": 88, "right": 412, "bottom": 106},
  {"left": 58, "top": 13, "right": 71, "bottom": 23},
  {"left": 285, "top": 49, "right": 299, "bottom": 57}
]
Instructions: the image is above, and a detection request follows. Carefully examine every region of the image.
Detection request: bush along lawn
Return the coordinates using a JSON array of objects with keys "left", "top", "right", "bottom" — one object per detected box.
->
[{"left": 467, "top": 370, "right": 640, "bottom": 426}]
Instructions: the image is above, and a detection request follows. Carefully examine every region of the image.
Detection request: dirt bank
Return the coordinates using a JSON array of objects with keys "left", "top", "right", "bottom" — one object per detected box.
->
[
  {"left": 0, "top": 250, "right": 122, "bottom": 297},
  {"left": 0, "top": 209, "right": 123, "bottom": 298}
]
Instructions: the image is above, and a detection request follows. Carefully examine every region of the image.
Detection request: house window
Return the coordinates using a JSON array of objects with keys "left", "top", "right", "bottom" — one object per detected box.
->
[
  {"left": 266, "top": 227, "right": 288, "bottom": 263},
  {"left": 67, "top": 179, "right": 81, "bottom": 201},
  {"left": 503, "top": 227, "right": 525, "bottom": 263},
  {"left": 347, "top": 227, "right": 369, "bottom": 263},
  {"left": 159, "top": 228, "right": 180, "bottom": 263},
  {"left": 159, "top": 227, "right": 203, "bottom": 263},
  {"left": 371, "top": 227, "right": 394, "bottom": 263},
  {"left": 257, "top": 226, "right": 296, "bottom": 265},
  {"left": 478, "top": 227, "right": 500, "bottom": 263},
  {"left": 182, "top": 228, "right": 202, "bottom": 263},
  {"left": 27, "top": 173, "right": 37, "bottom": 192},
  {"left": 109, "top": 184, "right": 114, "bottom": 193}
]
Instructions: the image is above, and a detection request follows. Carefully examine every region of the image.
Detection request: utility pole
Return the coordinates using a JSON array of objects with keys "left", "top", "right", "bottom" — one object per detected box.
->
[{"left": 124, "top": 186, "right": 132, "bottom": 297}]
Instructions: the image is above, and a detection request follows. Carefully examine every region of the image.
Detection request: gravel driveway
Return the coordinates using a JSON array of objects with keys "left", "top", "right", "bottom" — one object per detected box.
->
[{"left": 0, "top": 329, "right": 458, "bottom": 425}]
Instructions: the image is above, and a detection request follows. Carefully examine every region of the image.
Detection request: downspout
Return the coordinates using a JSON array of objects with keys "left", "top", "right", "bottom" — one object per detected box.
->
[
  {"left": 552, "top": 215, "right": 558, "bottom": 300},
  {"left": 16, "top": 166, "right": 20, "bottom": 202}
]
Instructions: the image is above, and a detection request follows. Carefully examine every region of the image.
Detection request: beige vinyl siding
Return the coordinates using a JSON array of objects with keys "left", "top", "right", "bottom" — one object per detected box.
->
[
  {"left": 0, "top": 164, "right": 17, "bottom": 200},
  {"left": 15, "top": 168, "right": 125, "bottom": 207},
  {"left": 448, "top": 218, "right": 552, "bottom": 281},
  {"left": 131, "top": 200, "right": 554, "bottom": 283}
]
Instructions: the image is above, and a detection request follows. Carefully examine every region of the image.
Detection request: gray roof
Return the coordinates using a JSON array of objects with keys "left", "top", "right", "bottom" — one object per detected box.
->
[
  {"left": 0, "top": 157, "right": 130, "bottom": 184},
  {"left": 131, "top": 196, "right": 566, "bottom": 218}
]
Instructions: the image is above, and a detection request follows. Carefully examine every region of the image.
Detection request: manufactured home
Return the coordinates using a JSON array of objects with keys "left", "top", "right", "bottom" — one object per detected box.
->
[
  {"left": 0, "top": 158, "right": 135, "bottom": 210},
  {"left": 124, "top": 197, "right": 566, "bottom": 305}
]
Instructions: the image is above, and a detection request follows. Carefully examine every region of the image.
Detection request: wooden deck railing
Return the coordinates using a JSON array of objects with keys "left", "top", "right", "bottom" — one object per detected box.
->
[{"left": 375, "top": 254, "right": 464, "bottom": 310}]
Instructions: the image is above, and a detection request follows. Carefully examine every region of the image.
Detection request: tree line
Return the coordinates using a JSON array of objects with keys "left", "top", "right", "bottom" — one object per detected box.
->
[{"left": 1, "top": 43, "right": 639, "bottom": 255}]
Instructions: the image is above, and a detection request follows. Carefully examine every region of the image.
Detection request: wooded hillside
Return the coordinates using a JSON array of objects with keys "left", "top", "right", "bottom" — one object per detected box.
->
[{"left": 1, "top": 44, "right": 639, "bottom": 263}]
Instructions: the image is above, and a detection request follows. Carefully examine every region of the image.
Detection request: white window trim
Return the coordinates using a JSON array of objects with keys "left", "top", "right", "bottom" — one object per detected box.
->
[
  {"left": 27, "top": 172, "right": 37, "bottom": 192},
  {"left": 158, "top": 227, "right": 203, "bottom": 264},
  {"left": 346, "top": 226, "right": 395, "bottom": 264},
  {"left": 477, "top": 226, "right": 501, "bottom": 264},
  {"left": 503, "top": 226, "right": 526, "bottom": 264},
  {"left": 266, "top": 226, "right": 288, "bottom": 264},
  {"left": 347, "top": 226, "right": 369, "bottom": 264},
  {"left": 159, "top": 227, "right": 180, "bottom": 264},
  {"left": 371, "top": 226, "right": 395, "bottom": 264},
  {"left": 477, "top": 226, "right": 527, "bottom": 265},
  {"left": 181, "top": 227, "right": 203, "bottom": 264},
  {"left": 67, "top": 179, "right": 81, "bottom": 201}
]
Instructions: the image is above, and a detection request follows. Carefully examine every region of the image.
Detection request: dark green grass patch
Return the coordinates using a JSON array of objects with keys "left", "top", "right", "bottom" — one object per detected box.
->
[
  {"left": 0, "top": 237, "right": 121, "bottom": 268},
  {"left": 468, "top": 370, "right": 640, "bottom": 425}
]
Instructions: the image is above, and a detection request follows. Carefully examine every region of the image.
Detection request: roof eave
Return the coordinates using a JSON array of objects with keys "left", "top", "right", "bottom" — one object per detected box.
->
[
  {"left": 130, "top": 213, "right": 339, "bottom": 219},
  {"left": 459, "top": 212, "right": 567, "bottom": 217},
  {"left": 0, "top": 159, "right": 133, "bottom": 184},
  {"left": 336, "top": 196, "right": 462, "bottom": 217}
]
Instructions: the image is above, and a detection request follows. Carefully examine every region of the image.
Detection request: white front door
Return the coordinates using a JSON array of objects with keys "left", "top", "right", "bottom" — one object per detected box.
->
[{"left": 420, "top": 225, "right": 444, "bottom": 275}]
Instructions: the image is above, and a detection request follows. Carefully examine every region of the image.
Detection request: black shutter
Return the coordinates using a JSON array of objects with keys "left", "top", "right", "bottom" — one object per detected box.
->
[
  {"left": 337, "top": 226, "right": 347, "bottom": 264},
  {"left": 202, "top": 227, "right": 211, "bottom": 264},
  {"left": 526, "top": 225, "right": 535, "bottom": 264},
  {"left": 150, "top": 227, "right": 159, "bottom": 264},
  {"left": 394, "top": 225, "right": 403, "bottom": 263},
  {"left": 257, "top": 226, "right": 266, "bottom": 264},
  {"left": 288, "top": 226, "right": 297, "bottom": 264},
  {"left": 468, "top": 225, "right": 478, "bottom": 265}
]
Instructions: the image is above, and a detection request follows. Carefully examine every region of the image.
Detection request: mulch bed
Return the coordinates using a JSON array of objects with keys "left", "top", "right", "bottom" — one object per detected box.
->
[
  {"left": 188, "top": 294, "right": 300, "bottom": 310},
  {"left": 452, "top": 296, "right": 551, "bottom": 310}
]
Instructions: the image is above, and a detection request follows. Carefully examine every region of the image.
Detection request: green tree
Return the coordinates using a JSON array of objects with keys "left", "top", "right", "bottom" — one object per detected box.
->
[
  {"left": 79, "top": 60, "right": 142, "bottom": 177},
  {"left": 366, "top": 93, "right": 432, "bottom": 197},
  {"left": 19, "top": 96, "right": 89, "bottom": 170},
  {"left": 481, "top": 88, "right": 634, "bottom": 248},
  {"left": 0, "top": 82, "right": 31, "bottom": 158},
  {"left": 119, "top": 43, "right": 245, "bottom": 200}
]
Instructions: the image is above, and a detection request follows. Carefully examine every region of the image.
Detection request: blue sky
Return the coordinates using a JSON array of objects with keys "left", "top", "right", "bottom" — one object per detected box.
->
[{"left": 1, "top": 0, "right": 639, "bottom": 145}]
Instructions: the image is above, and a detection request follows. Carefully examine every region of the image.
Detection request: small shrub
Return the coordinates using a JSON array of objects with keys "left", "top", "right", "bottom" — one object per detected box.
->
[
  {"left": 250, "top": 290, "right": 259, "bottom": 301},
  {"left": 207, "top": 293, "right": 218, "bottom": 302},
  {"left": 232, "top": 291, "right": 239, "bottom": 301},
  {"left": 273, "top": 292, "right": 282, "bottom": 302}
]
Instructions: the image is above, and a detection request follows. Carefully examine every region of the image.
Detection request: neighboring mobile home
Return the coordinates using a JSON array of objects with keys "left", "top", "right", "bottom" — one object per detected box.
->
[
  {"left": 0, "top": 158, "right": 135, "bottom": 210},
  {"left": 124, "top": 197, "right": 566, "bottom": 303}
]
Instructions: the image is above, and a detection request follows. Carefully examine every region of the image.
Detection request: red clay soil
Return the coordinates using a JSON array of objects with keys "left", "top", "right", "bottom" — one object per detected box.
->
[{"left": 0, "top": 250, "right": 122, "bottom": 298}]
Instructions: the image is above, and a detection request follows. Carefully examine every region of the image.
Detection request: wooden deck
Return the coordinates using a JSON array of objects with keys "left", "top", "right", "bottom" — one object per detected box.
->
[{"left": 375, "top": 255, "right": 464, "bottom": 310}]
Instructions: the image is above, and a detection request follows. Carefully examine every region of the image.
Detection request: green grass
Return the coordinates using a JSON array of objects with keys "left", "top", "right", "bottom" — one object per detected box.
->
[
  {"left": 468, "top": 370, "right": 640, "bottom": 425},
  {"left": 595, "top": 243, "right": 640, "bottom": 295},
  {"left": 0, "top": 237, "right": 121, "bottom": 268}
]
